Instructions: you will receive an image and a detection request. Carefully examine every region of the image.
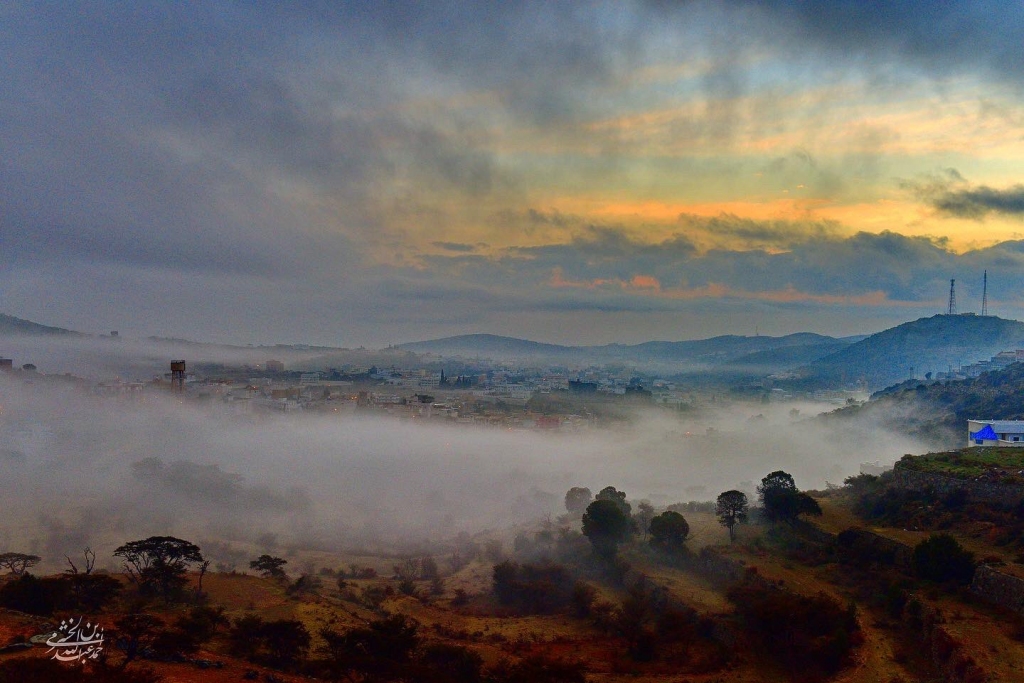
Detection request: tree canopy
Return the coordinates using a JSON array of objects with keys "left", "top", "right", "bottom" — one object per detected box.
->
[
  {"left": 595, "top": 486, "right": 631, "bottom": 516},
  {"left": 648, "top": 511, "right": 689, "bottom": 552},
  {"left": 250, "top": 554, "right": 288, "bottom": 579},
  {"left": 0, "top": 552, "right": 41, "bottom": 575},
  {"left": 114, "top": 536, "right": 205, "bottom": 601},
  {"left": 564, "top": 487, "right": 592, "bottom": 515},
  {"left": 757, "top": 471, "right": 820, "bottom": 525},
  {"left": 582, "top": 499, "right": 632, "bottom": 558},
  {"left": 715, "top": 490, "right": 749, "bottom": 541}
]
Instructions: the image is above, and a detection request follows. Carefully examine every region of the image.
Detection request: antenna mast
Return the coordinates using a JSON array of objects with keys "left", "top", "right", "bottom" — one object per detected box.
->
[
  {"left": 947, "top": 279, "right": 956, "bottom": 315},
  {"left": 981, "top": 270, "right": 988, "bottom": 316}
]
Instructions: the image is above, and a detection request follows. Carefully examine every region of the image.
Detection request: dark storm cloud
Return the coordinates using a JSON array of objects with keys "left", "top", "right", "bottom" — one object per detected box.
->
[
  {"left": 677, "top": 213, "right": 839, "bottom": 247},
  {"left": 731, "top": 0, "right": 1024, "bottom": 81},
  {"left": 903, "top": 170, "right": 1024, "bottom": 220},
  {"left": 933, "top": 186, "right": 1024, "bottom": 219}
]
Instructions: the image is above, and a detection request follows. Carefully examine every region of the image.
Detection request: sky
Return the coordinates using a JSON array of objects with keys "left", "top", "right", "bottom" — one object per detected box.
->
[{"left": 3, "top": 1, "right": 1024, "bottom": 347}]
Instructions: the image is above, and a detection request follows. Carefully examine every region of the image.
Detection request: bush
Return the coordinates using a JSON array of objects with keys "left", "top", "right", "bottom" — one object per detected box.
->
[
  {"left": 727, "top": 584, "right": 860, "bottom": 681},
  {"left": 489, "top": 654, "right": 586, "bottom": 683},
  {"left": 912, "top": 533, "right": 976, "bottom": 585},
  {"left": 418, "top": 643, "right": 484, "bottom": 683},
  {"left": 227, "top": 615, "right": 309, "bottom": 669},
  {"left": 0, "top": 658, "right": 161, "bottom": 682},
  {"left": 492, "top": 560, "right": 574, "bottom": 614},
  {"left": 0, "top": 574, "right": 69, "bottom": 616}
]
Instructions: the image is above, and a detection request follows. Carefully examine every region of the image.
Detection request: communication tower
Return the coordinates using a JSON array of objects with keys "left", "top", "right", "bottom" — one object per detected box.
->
[
  {"left": 981, "top": 270, "right": 988, "bottom": 316},
  {"left": 947, "top": 279, "right": 956, "bottom": 316},
  {"left": 170, "top": 360, "right": 186, "bottom": 393}
]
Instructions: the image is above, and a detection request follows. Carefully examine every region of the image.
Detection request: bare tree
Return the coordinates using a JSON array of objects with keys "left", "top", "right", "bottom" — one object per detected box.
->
[{"left": 64, "top": 547, "right": 96, "bottom": 576}]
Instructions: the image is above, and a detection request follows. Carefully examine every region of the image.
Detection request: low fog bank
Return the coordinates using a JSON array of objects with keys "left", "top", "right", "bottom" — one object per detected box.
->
[
  {"left": 0, "top": 377, "right": 929, "bottom": 573},
  {"left": 0, "top": 333, "right": 336, "bottom": 380}
]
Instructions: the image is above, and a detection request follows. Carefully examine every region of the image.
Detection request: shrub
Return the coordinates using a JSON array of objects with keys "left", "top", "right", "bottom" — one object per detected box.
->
[
  {"left": 727, "top": 584, "right": 860, "bottom": 681},
  {"left": 492, "top": 560, "right": 575, "bottom": 614},
  {"left": 0, "top": 574, "right": 69, "bottom": 615},
  {"left": 912, "top": 534, "right": 976, "bottom": 585}
]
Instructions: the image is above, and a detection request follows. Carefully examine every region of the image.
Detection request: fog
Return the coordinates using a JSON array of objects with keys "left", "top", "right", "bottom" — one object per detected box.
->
[
  {"left": 0, "top": 339, "right": 931, "bottom": 573},
  {"left": 0, "top": 334, "right": 334, "bottom": 381}
]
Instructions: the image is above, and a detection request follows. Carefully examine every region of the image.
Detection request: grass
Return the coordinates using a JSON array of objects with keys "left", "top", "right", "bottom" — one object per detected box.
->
[{"left": 899, "top": 448, "right": 1024, "bottom": 482}]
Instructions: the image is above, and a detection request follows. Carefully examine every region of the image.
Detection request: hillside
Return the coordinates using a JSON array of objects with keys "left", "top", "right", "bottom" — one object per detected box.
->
[
  {"left": 826, "top": 360, "right": 1024, "bottom": 448},
  {"left": 719, "top": 340, "right": 850, "bottom": 374},
  {"left": 787, "top": 314, "right": 1024, "bottom": 390},
  {"left": 397, "top": 333, "right": 577, "bottom": 360},
  {"left": 0, "top": 313, "right": 79, "bottom": 336},
  {"left": 398, "top": 332, "right": 851, "bottom": 371}
]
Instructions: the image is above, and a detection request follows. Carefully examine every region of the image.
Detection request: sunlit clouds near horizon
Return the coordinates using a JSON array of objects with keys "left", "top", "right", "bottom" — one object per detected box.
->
[{"left": 3, "top": 1, "right": 1024, "bottom": 346}]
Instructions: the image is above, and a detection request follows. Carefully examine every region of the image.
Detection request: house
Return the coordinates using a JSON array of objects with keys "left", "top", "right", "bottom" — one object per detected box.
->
[{"left": 967, "top": 419, "right": 1024, "bottom": 447}]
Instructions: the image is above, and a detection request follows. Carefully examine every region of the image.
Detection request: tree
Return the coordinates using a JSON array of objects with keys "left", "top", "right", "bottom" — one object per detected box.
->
[
  {"left": 758, "top": 471, "right": 821, "bottom": 525},
  {"left": 757, "top": 470, "right": 796, "bottom": 521},
  {"left": 633, "top": 501, "right": 655, "bottom": 540},
  {"left": 0, "top": 552, "right": 41, "bottom": 575},
  {"left": 716, "top": 490, "right": 749, "bottom": 541},
  {"left": 582, "top": 499, "right": 632, "bottom": 559},
  {"left": 564, "top": 487, "right": 592, "bottom": 515},
  {"left": 765, "top": 490, "right": 822, "bottom": 526},
  {"left": 912, "top": 533, "right": 976, "bottom": 585},
  {"left": 595, "top": 486, "right": 631, "bottom": 516},
  {"left": 250, "top": 554, "right": 288, "bottom": 579},
  {"left": 113, "top": 536, "right": 205, "bottom": 602},
  {"left": 649, "top": 510, "right": 689, "bottom": 552}
]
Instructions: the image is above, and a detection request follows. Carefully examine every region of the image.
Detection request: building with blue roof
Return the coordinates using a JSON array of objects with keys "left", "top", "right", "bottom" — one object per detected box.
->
[{"left": 967, "top": 419, "right": 1024, "bottom": 447}]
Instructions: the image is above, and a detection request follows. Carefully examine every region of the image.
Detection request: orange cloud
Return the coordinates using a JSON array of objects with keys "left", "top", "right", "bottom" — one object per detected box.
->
[
  {"left": 550, "top": 269, "right": 889, "bottom": 305},
  {"left": 630, "top": 275, "right": 661, "bottom": 290}
]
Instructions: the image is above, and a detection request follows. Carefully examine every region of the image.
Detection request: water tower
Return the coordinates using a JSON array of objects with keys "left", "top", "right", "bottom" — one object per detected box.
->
[{"left": 170, "top": 360, "right": 186, "bottom": 393}]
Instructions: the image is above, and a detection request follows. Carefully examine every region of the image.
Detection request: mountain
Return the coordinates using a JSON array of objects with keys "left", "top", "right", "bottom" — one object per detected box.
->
[
  {"left": 0, "top": 313, "right": 80, "bottom": 336},
  {"left": 397, "top": 334, "right": 577, "bottom": 359},
  {"left": 397, "top": 331, "right": 852, "bottom": 371},
  {"left": 788, "top": 314, "right": 1024, "bottom": 391},
  {"left": 720, "top": 340, "right": 852, "bottom": 374}
]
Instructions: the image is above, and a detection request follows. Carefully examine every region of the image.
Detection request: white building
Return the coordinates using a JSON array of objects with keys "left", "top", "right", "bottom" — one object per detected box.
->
[{"left": 967, "top": 419, "right": 1024, "bottom": 447}]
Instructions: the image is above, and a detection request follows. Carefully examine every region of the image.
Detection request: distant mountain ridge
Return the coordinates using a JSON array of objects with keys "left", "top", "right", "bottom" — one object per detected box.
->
[
  {"left": 0, "top": 313, "right": 80, "bottom": 336},
  {"left": 397, "top": 331, "right": 852, "bottom": 370}
]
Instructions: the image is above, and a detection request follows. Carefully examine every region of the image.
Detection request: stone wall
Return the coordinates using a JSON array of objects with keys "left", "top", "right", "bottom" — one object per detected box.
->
[
  {"left": 837, "top": 527, "right": 914, "bottom": 571},
  {"left": 970, "top": 564, "right": 1024, "bottom": 617},
  {"left": 893, "top": 462, "right": 1024, "bottom": 506}
]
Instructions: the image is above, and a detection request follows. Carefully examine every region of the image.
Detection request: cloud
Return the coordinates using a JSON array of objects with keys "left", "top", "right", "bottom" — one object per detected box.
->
[
  {"left": 933, "top": 185, "right": 1024, "bottom": 220},
  {"left": 431, "top": 242, "right": 479, "bottom": 253},
  {"left": 2, "top": 2, "right": 1022, "bottom": 346},
  {"left": 904, "top": 170, "right": 1024, "bottom": 220}
]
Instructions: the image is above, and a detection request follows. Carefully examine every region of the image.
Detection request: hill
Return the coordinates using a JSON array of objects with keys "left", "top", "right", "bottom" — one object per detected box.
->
[
  {"left": 786, "top": 314, "right": 1024, "bottom": 390},
  {"left": 719, "top": 339, "right": 851, "bottom": 374},
  {"left": 826, "top": 360, "right": 1024, "bottom": 448},
  {"left": 397, "top": 333, "right": 576, "bottom": 359},
  {"left": 0, "top": 313, "right": 80, "bottom": 336},
  {"left": 398, "top": 332, "right": 851, "bottom": 371}
]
